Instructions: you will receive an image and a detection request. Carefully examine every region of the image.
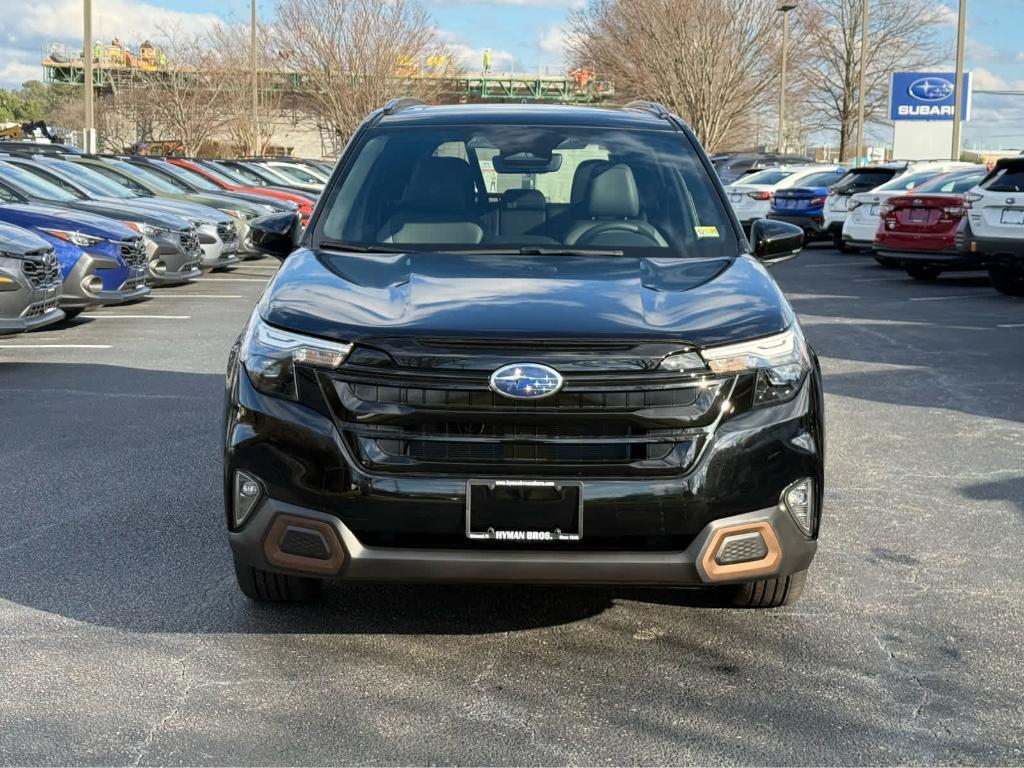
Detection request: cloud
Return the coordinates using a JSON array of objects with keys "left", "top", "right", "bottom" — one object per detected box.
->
[
  {"left": 428, "top": 0, "right": 583, "bottom": 6},
  {"left": 931, "top": 2, "right": 959, "bottom": 26},
  {"left": 1, "top": 0, "right": 222, "bottom": 87},
  {"left": 537, "top": 26, "right": 580, "bottom": 59},
  {"left": 971, "top": 67, "right": 1010, "bottom": 91},
  {"left": 435, "top": 29, "right": 517, "bottom": 71}
]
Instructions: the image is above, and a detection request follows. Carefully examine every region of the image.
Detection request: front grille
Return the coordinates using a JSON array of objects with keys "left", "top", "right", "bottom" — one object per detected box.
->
[
  {"left": 118, "top": 275, "right": 146, "bottom": 292},
  {"left": 21, "top": 250, "right": 61, "bottom": 290},
  {"left": 119, "top": 238, "right": 147, "bottom": 269},
  {"left": 179, "top": 229, "right": 203, "bottom": 270},
  {"left": 217, "top": 222, "right": 238, "bottom": 246},
  {"left": 325, "top": 365, "right": 731, "bottom": 477},
  {"left": 22, "top": 295, "right": 61, "bottom": 319}
]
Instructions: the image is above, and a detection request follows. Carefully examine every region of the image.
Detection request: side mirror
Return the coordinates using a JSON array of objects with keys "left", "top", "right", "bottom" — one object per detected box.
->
[
  {"left": 749, "top": 218, "right": 803, "bottom": 265},
  {"left": 248, "top": 211, "right": 301, "bottom": 260}
]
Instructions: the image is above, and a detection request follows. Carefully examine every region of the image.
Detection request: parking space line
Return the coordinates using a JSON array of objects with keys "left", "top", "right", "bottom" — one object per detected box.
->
[
  {"left": 908, "top": 293, "right": 991, "bottom": 302},
  {"left": 997, "top": 323, "right": 1024, "bottom": 328},
  {"left": 0, "top": 344, "right": 112, "bottom": 349},
  {"left": 152, "top": 294, "right": 243, "bottom": 299},
  {"left": 802, "top": 262, "right": 859, "bottom": 269},
  {"left": 852, "top": 277, "right": 906, "bottom": 283},
  {"left": 84, "top": 315, "right": 191, "bottom": 319}
]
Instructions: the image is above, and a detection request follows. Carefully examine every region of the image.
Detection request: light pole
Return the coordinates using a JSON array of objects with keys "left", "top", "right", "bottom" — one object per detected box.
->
[
  {"left": 777, "top": 3, "right": 797, "bottom": 154},
  {"left": 855, "top": 0, "right": 869, "bottom": 166},
  {"left": 951, "top": 0, "right": 967, "bottom": 160},
  {"left": 250, "top": 0, "right": 260, "bottom": 156},
  {"left": 83, "top": 0, "right": 94, "bottom": 152}
]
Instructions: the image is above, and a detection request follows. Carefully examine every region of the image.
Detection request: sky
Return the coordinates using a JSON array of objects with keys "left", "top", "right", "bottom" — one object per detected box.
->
[{"left": 1, "top": 0, "right": 1022, "bottom": 149}]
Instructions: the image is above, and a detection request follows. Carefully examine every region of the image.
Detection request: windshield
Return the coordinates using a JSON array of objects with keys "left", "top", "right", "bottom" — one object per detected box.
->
[
  {"left": 271, "top": 164, "right": 323, "bottom": 184},
  {"left": 200, "top": 162, "right": 246, "bottom": 186},
  {"left": 0, "top": 161, "right": 79, "bottom": 202},
  {"left": 240, "top": 162, "right": 287, "bottom": 184},
  {"left": 914, "top": 171, "right": 985, "bottom": 194},
  {"left": 876, "top": 170, "right": 943, "bottom": 192},
  {"left": 316, "top": 125, "right": 739, "bottom": 257},
  {"left": 793, "top": 170, "right": 848, "bottom": 188},
  {"left": 737, "top": 169, "right": 795, "bottom": 186},
  {"left": 154, "top": 162, "right": 222, "bottom": 191},
  {"left": 49, "top": 160, "right": 136, "bottom": 198},
  {"left": 832, "top": 169, "right": 897, "bottom": 193},
  {"left": 98, "top": 160, "right": 185, "bottom": 194}
]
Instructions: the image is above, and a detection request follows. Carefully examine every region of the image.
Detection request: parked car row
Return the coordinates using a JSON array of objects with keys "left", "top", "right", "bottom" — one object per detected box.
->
[
  {"left": 0, "top": 149, "right": 330, "bottom": 332},
  {"left": 725, "top": 157, "right": 1024, "bottom": 297}
]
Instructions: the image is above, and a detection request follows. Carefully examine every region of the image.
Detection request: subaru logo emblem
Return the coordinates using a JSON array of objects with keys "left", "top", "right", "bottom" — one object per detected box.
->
[
  {"left": 908, "top": 77, "right": 954, "bottom": 102},
  {"left": 489, "top": 363, "right": 564, "bottom": 400}
]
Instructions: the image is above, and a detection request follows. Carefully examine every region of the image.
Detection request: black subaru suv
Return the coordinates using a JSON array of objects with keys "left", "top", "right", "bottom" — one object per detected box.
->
[{"left": 225, "top": 101, "right": 824, "bottom": 608}]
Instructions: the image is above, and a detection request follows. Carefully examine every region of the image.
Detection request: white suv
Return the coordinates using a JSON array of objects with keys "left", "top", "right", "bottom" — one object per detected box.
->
[
  {"left": 842, "top": 162, "right": 976, "bottom": 259},
  {"left": 725, "top": 165, "right": 844, "bottom": 228},
  {"left": 965, "top": 158, "right": 1024, "bottom": 296},
  {"left": 823, "top": 164, "right": 908, "bottom": 251}
]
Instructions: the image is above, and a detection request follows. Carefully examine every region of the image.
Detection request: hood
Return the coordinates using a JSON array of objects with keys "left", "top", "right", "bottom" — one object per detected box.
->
[
  {"left": 68, "top": 200, "right": 190, "bottom": 231},
  {"left": 262, "top": 250, "right": 794, "bottom": 348},
  {"left": 0, "top": 203, "right": 136, "bottom": 240},
  {"left": 0, "top": 221, "right": 52, "bottom": 257},
  {"left": 124, "top": 197, "right": 232, "bottom": 224},
  {"left": 218, "top": 190, "right": 297, "bottom": 211},
  {"left": 183, "top": 193, "right": 274, "bottom": 216}
]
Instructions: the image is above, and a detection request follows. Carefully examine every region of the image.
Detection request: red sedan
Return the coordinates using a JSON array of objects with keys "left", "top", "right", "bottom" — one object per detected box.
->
[
  {"left": 168, "top": 159, "right": 316, "bottom": 224},
  {"left": 874, "top": 167, "right": 987, "bottom": 280}
]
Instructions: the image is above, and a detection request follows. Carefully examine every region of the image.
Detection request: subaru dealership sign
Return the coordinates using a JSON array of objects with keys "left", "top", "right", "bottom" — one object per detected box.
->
[{"left": 890, "top": 72, "right": 972, "bottom": 121}]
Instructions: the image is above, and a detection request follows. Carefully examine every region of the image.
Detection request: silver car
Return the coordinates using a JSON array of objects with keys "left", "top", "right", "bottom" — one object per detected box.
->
[{"left": 0, "top": 222, "right": 64, "bottom": 334}]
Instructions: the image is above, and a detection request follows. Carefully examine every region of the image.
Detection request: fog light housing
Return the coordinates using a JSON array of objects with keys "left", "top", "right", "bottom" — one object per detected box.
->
[
  {"left": 82, "top": 275, "right": 104, "bottom": 294},
  {"left": 233, "top": 470, "right": 263, "bottom": 528},
  {"left": 151, "top": 259, "right": 167, "bottom": 275},
  {"left": 715, "top": 531, "right": 769, "bottom": 565},
  {"left": 782, "top": 478, "right": 814, "bottom": 536}
]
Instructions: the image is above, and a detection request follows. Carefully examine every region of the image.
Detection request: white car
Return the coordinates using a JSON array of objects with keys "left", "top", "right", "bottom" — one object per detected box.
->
[
  {"left": 726, "top": 165, "right": 844, "bottom": 227},
  {"left": 964, "top": 158, "right": 1024, "bottom": 295},
  {"left": 823, "top": 163, "right": 911, "bottom": 251},
  {"left": 842, "top": 162, "right": 976, "bottom": 255}
]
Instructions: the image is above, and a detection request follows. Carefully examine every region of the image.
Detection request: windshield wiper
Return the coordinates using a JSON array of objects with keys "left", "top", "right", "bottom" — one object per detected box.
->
[
  {"left": 438, "top": 246, "right": 625, "bottom": 257},
  {"left": 318, "top": 240, "right": 406, "bottom": 253}
]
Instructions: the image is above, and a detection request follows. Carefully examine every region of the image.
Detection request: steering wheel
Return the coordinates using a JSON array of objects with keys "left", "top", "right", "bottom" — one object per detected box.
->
[{"left": 576, "top": 221, "right": 663, "bottom": 247}]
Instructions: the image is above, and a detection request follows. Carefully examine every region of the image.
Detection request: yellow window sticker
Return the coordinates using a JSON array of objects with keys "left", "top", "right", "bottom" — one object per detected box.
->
[{"left": 694, "top": 226, "right": 720, "bottom": 239}]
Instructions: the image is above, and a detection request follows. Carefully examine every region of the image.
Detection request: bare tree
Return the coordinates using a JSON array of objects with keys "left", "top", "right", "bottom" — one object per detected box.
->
[
  {"left": 133, "top": 28, "right": 231, "bottom": 155},
  {"left": 798, "top": 0, "right": 947, "bottom": 159},
  {"left": 569, "top": 0, "right": 782, "bottom": 153},
  {"left": 207, "top": 21, "right": 283, "bottom": 155},
  {"left": 274, "top": 0, "right": 457, "bottom": 144}
]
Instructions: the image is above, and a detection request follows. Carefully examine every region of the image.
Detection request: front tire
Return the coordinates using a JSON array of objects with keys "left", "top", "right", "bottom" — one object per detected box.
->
[
  {"left": 62, "top": 308, "right": 84, "bottom": 321},
  {"left": 989, "top": 266, "right": 1024, "bottom": 296},
  {"left": 233, "top": 557, "right": 323, "bottom": 602},
  {"left": 905, "top": 264, "right": 942, "bottom": 281},
  {"left": 726, "top": 570, "right": 807, "bottom": 608},
  {"left": 833, "top": 231, "right": 855, "bottom": 253}
]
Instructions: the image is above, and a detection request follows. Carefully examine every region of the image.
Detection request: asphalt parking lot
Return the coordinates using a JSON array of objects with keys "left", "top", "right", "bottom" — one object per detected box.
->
[{"left": 1, "top": 249, "right": 1022, "bottom": 766}]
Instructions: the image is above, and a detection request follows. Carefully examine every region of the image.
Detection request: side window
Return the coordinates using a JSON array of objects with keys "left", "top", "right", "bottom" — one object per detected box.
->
[{"left": 0, "top": 183, "right": 20, "bottom": 203}]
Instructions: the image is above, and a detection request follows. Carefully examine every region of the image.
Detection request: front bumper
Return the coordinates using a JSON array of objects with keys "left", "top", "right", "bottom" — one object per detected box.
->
[
  {"left": 60, "top": 253, "right": 151, "bottom": 309},
  {"left": 146, "top": 234, "right": 203, "bottom": 285},
  {"left": 768, "top": 214, "right": 827, "bottom": 238},
  {"left": 229, "top": 497, "right": 816, "bottom": 586},
  {"left": 225, "top": 361, "right": 824, "bottom": 586}
]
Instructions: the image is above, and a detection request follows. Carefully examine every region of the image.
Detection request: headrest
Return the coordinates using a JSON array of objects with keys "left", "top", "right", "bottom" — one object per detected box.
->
[
  {"left": 499, "top": 189, "right": 546, "bottom": 210},
  {"left": 401, "top": 156, "right": 476, "bottom": 212},
  {"left": 570, "top": 159, "right": 610, "bottom": 204},
  {"left": 587, "top": 164, "right": 640, "bottom": 219}
]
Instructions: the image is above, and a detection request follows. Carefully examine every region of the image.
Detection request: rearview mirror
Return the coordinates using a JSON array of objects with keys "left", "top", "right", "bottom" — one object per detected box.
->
[
  {"left": 248, "top": 211, "right": 301, "bottom": 261},
  {"left": 749, "top": 218, "right": 803, "bottom": 265}
]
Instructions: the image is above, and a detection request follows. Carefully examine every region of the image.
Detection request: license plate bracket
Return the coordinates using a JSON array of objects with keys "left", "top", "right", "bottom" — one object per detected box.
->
[
  {"left": 466, "top": 479, "right": 582, "bottom": 541},
  {"left": 1001, "top": 209, "right": 1024, "bottom": 225}
]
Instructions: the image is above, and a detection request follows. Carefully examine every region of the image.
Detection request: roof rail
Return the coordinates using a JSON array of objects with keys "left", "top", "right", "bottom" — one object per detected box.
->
[
  {"left": 381, "top": 97, "right": 426, "bottom": 116},
  {"left": 622, "top": 100, "right": 672, "bottom": 120}
]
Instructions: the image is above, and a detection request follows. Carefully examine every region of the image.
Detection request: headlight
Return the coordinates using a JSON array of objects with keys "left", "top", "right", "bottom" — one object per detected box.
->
[
  {"left": 223, "top": 209, "right": 253, "bottom": 221},
  {"left": 700, "top": 327, "right": 810, "bottom": 407},
  {"left": 40, "top": 228, "right": 104, "bottom": 248},
  {"left": 241, "top": 315, "right": 352, "bottom": 400},
  {"left": 124, "top": 221, "right": 169, "bottom": 237}
]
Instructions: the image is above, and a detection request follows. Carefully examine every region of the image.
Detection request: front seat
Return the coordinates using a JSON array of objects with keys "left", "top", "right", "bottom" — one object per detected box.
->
[
  {"left": 564, "top": 164, "right": 667, "bottom": 247},
  {"left": 497, "top": 189, "right": 547, "bottom": 236},
  {"left": 377, "top": 157, "right": 484, "bottom": 245}
]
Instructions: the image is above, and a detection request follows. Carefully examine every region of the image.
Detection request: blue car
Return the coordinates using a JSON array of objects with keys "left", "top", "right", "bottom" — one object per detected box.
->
[
  {"left": 767, "top": 167, "right": 847, "bottom": 242},
  {"left": 0, "top": 202, "right": 150, "bottom": 318}
]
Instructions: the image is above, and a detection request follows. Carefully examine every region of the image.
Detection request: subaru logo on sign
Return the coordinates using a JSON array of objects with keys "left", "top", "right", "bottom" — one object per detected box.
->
[
  {"left": 489, "top": 363, "right": 563, "bottom": 400},
  {"left": 908, "top": 77, "right": 955, "bottom": 102}
]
